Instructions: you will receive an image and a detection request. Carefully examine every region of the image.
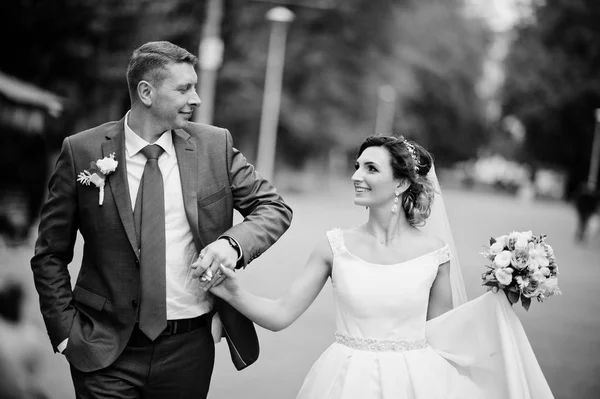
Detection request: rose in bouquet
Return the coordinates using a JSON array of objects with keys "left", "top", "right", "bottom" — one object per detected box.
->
[{"left": 481, "top": 231, "right": 561, "bottom": 310}]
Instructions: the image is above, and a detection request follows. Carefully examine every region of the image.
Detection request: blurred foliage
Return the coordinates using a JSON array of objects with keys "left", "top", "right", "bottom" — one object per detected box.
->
[
  {"left": 0, "top": 0, "right": 492, "bottom": 242},
  {"left": 0, "top": 1, "right": 96, "bottom": 87},
  {"left": 390, "top": 0, "right": 491, "bottom": 165},
  {"left": 0, "top": 0, "right": 206, "bottom": 147},
  {"left": 217, "top": 0, "right": 491, "bottom": 167},
  {"left": 0, "top": 129, "right": 47, "bottom": 244},
  {"left": 0, "top": 0, "right": 490, "bottom": 166},
  {"left": 216, "top": 0, "right": 403, "bottom": 165},
  {"left": 501, "top": 0, "right": 600, "bottom": 195}
]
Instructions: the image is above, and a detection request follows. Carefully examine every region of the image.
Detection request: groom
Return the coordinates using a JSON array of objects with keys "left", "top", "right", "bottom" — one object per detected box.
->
[{"left": 30, "top": 41, "right": 292, "bottom": 398}]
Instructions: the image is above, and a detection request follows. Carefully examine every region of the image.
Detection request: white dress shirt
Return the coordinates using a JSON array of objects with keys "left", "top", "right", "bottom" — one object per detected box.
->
[{"left": 123, "top": 112, "right": 213, "bottom": 320}]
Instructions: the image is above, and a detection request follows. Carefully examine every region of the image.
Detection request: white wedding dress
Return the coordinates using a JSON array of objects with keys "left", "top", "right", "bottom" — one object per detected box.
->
[{"left": 296, "top": 228, "right": 554, "bottom": 399}]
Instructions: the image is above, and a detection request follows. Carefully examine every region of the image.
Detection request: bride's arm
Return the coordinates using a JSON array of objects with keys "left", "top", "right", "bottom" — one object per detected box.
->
[
  {"left": 427, "top": 261, "right": 453, "bottom": 320},
  {"left": 209, "top": 236, "right": 332, "bottom": 332}
]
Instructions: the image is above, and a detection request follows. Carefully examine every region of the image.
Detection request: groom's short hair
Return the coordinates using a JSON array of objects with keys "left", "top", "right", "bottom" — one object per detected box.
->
[{"left": 126, "top": 41, "right": 198, "bottom": 102}]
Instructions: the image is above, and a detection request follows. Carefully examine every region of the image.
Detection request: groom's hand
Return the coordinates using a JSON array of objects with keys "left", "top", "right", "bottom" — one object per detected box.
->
[{"left": 191, "top": 239, "right": 237, "bottom": 290}]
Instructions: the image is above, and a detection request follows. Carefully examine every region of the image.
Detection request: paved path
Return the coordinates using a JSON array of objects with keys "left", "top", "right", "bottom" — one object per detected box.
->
[{"left": 2, "top": 185, "right": 599, "bottom": 398}]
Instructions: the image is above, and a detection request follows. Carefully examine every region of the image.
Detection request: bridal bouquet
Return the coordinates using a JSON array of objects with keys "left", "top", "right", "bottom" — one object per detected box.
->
[{"left": 481, "top": 231, "right": 561, "bottom": 310}]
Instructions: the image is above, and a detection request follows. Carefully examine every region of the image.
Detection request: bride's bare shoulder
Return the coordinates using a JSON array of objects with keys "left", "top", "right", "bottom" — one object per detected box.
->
[
  {"left": 336, "top": 226, "right": 368, "bottom": 244},
  {"left": 340, "top": 226, "right": 363, "bottom": 234},
  {"left": 311, "top": 229, "right": 344, "bottom": 263},
  {"left": 412, "top": 229, "right": 446, "bottom": 252}
]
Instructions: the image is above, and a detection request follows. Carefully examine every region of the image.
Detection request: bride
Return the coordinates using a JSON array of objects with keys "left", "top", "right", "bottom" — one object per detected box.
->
[{"left": 205, "top": 135, "right": 555, "bottom": 398}]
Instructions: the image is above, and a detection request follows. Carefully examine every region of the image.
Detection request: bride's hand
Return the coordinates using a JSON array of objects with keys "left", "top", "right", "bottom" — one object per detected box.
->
[{"left": 208, "top": 265, "right": 240, "bottom": 302}]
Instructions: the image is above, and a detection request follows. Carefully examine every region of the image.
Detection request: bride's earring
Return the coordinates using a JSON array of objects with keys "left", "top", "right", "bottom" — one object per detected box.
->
[{"left": 391, "top": 190, "right": 400, "bottom": 214}]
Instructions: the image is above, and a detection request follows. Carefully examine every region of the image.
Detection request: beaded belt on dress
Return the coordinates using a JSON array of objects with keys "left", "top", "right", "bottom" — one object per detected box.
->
[{"left": 334, "top": 332, "right": 428, "bottom": 352}]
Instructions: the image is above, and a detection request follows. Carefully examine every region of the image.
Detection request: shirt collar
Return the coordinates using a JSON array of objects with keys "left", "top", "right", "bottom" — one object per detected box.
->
[{"left": 124, "top": 111, "right": 174, "bottom": 157}]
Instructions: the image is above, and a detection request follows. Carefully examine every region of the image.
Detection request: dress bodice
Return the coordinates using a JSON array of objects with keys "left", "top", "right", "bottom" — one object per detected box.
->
[{"left": 326, "top": 228, "right": 451, "bottom": 342}]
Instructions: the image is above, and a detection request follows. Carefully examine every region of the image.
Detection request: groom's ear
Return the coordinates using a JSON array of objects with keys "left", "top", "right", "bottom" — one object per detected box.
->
[{"left": 137, "top": 81, "right": 153, "bottom": 106}]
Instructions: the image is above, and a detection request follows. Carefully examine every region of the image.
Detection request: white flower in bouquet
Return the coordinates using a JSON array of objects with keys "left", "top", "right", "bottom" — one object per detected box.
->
[
  {"left": 540, "top": 277, "right": 560, "bottom": 296},
  {"left": 494, "top": 251, "right": 512, "bottom": 268},
  {"left": 494, "top": 267, "right": 513, "bottom": 285},
  {"left": 514, "top": 235, "right": 529, "bottom": 250},
  {"left": 508, "top": 231, "right": 520, "bottom": 240},
  {"left": 490, "top": 235, "right": 508, "bottom": 254},
  {"left": 511, "top": 249, "right": 529, "bottom": 270},
  {"left": 531, "top": 269, "right": 545, "bottom": 282},
  {"left": 515, "top": 275, "right": 529, "bottom": 289},
  {"left": 521, "top": 230, "right": 533, "bottom": 240},
  {"left": 507, "top": 230, "right": 532, "bottom": 250},
  {"left": 528, "top": 243, "right": 550, "bottom": 268},
  {"left": 523, "top": 285, "right": 541, "bottom": 298}
]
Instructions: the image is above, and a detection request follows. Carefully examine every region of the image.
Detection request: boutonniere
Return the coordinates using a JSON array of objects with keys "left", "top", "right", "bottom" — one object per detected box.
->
[{"left": 77, "top": 153, "right": 118, "bottom": 205}]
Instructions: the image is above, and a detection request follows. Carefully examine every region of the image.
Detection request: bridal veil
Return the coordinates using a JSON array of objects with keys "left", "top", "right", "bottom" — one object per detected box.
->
[
  {"left": 421, "top": 164, "right": 555, "bottom": 399},
  {"left": 420, "top": 165, "right": 468, "bottom": 308}
]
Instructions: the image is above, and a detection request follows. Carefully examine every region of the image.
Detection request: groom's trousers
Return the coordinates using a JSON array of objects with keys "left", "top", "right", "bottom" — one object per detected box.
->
[{"left": 69, "top": 315, "right": 215, "bottom": 399}]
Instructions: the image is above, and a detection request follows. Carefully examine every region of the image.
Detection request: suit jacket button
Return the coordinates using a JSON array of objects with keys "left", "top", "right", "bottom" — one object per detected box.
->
[
  {"left": 135, "top": 259, "right": 140, "bottom": 266},
  {"left": 131, "top": 300, "right": 138, "bottom": 308}
]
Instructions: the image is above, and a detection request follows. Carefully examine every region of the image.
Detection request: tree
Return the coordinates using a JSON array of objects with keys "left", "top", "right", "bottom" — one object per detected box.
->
[
  {"left": 214, "top": 0, "right": 406, "bottom": 166},
  {"left": 215, "top": 0, "right": 490, "bottom": 168},
  {"left": 1, "top": 0, "right": 491, "bottom": 199},
  {"left": 1, "top": 0, "right": 208, "bottom": 141},
  {"left": 390, "top": 0, "right": 491, "bottom": 165},
  {"left": 501, "top": 0, "right": 600, "bottom": 196}
]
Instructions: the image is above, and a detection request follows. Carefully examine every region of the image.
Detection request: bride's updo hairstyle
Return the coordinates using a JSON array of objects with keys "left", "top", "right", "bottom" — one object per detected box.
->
[{"left": 357, "top": 135, "right": 435, "bottom": 226}]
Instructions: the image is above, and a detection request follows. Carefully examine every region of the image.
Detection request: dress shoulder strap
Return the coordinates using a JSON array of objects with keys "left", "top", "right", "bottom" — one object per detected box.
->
[
  {"left": 325, "top": 228, "right": 344, "bottom": 256},
  {"left": 434, "top": 244, "right": 452, "bottom": 265}
]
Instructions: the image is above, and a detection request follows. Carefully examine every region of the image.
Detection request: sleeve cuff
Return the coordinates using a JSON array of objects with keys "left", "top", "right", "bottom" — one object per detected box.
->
[
  {"left": 220, "top": 236, "right": 243, "bottom": 261},
  {"left": 57, "top": 338, "right": 68, "bottom": 354}
]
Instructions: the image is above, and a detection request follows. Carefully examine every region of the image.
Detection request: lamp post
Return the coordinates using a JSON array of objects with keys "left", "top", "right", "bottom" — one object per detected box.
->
[
  {"left": 255, "top": 6, "right": 295, "bottom": 181},
  {"left": 374, "top": 85, "right": 397, "bottom": 134},
  {"left": 587, "top": 109, "right": 600, "bottom": 189}
]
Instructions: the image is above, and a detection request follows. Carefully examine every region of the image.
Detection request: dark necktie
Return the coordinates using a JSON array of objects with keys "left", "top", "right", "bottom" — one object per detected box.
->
[{"left": 137, "top": 144, "right": 167, "bottom": 340}]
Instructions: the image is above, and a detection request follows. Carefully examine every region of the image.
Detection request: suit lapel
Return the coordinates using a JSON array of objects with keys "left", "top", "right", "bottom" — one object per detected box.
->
[
  {"left": 173, "top": 129, "right": 204, "bottom": 250},
  {"left": 102, "top": 119, "right": 139, "bottom": 259}
]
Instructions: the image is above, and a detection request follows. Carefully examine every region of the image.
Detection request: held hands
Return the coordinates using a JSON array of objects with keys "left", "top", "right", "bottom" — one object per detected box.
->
[
  {"left": 207, "top": 265, "right": 240, "bottom": 302},
  {"left": 191, "top": 238, "right": 238, "bottom": 291}
]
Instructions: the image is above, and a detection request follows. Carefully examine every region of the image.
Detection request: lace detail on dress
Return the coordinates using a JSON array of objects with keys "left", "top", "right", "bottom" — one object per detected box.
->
[
  {"left": 434, "top": 244, "right": 452, "bottom": 265},
  {"left": 335, "top": 332, "right": 428, "bottom": 352},
  {"left": 326, "top": 228, "right": 344, "bottom": 256}
]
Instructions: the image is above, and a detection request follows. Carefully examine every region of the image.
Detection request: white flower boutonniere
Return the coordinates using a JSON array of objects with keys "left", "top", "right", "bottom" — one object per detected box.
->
[{"left": 77, "top": 153, "right": 118, "bottom": 205}]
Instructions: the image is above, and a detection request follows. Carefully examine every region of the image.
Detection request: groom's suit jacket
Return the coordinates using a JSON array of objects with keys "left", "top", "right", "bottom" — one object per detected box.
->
[{"left": 31, "top": 118, "right": 292, "bottom": 372}]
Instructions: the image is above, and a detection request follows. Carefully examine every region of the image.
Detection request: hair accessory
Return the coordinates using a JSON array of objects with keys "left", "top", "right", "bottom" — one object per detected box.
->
[{"left": 403, "top": 141, "right": 419, "bottom": 173}]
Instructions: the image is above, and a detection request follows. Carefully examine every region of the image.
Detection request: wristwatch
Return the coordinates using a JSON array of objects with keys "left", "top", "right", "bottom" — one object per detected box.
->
[{"left": 223, "top": 236, "right": 241, "bottom": 258}]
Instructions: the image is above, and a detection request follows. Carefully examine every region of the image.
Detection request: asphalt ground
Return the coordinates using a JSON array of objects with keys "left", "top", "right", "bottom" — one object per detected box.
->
[{"left": 2, "top": 183, "right": 598, "bottom": 398}]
